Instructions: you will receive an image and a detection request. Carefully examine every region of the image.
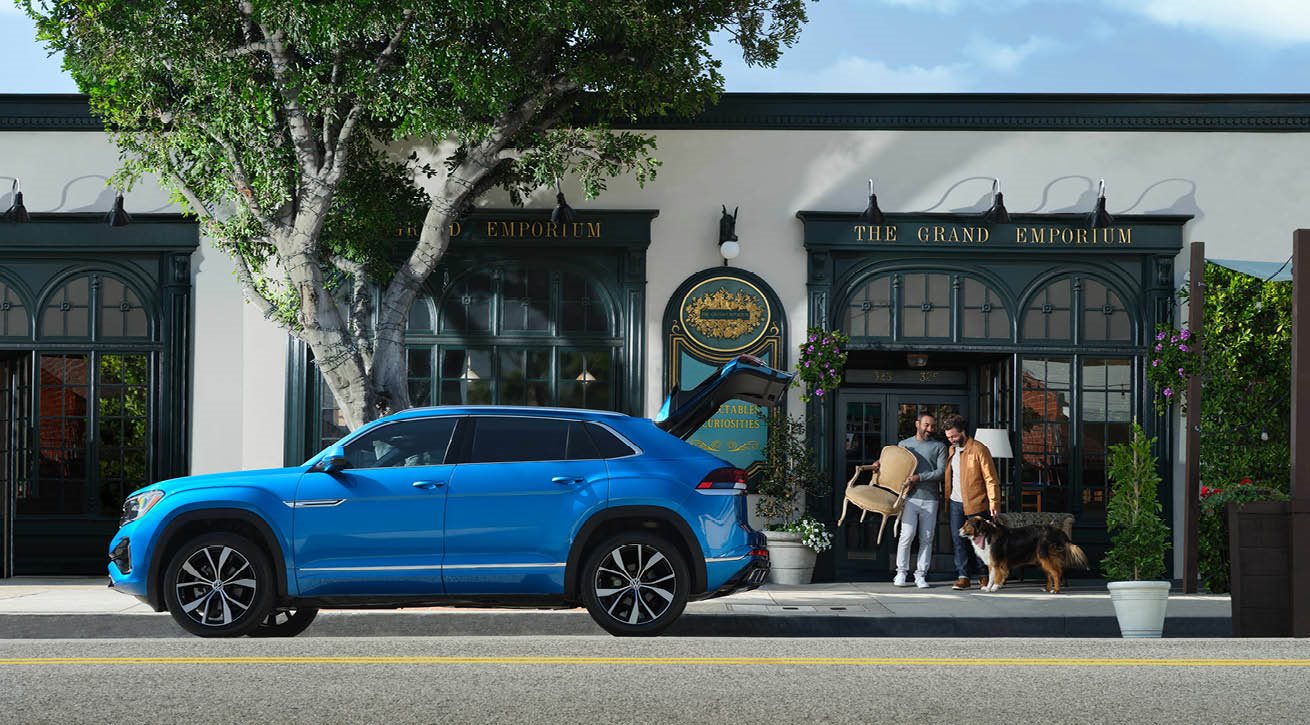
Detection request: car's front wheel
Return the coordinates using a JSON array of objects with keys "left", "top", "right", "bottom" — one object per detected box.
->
[
  {"left": 162, "top": 532, "right": 275, "bottom": 638},
  {"left": 581, "top": 532, "right": 689, "bottom": 637}
]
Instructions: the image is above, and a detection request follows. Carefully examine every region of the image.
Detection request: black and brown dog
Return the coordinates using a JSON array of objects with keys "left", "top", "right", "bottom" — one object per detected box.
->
[{"left": 958, "top": 516, "right": 1089, "bottom": 594}]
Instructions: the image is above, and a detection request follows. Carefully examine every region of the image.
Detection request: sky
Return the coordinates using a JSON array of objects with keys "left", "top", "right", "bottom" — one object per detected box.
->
[{"left": 3, "top": 0, "right": 1310, "bottom": 94}]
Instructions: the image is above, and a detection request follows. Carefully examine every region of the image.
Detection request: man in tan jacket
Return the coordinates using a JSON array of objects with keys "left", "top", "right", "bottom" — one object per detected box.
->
[{"left": 942, "top": 414, "right": 1001, "bottom": 590}]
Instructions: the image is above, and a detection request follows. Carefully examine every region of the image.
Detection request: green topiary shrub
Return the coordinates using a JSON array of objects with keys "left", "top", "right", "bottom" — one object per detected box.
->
[{"left": 1102, "top": 422, "right": 1171, "bottom": 582}]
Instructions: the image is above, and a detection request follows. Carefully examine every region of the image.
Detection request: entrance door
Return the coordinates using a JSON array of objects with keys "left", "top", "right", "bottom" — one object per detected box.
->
[{"left": 835, "top": 391, "right": 965, "bottom": 576}]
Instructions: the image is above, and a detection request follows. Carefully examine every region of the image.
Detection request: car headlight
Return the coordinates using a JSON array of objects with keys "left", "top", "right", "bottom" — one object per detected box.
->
[{"left": 120, "top": 490, "right": 165, "bottom": 527}]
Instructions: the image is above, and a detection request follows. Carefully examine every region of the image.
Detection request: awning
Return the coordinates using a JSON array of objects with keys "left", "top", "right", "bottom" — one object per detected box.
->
[{"left": 1207, "top": 257, "right": 1292, "bottom": 282}]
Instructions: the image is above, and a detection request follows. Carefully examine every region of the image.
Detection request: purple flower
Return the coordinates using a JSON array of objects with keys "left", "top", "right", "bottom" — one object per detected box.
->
[
  {"left": 1178, "top": 368, "right": 1186, "bottom": 378},
  {"left": 1156, "top": 331, "right": 1167, "bottom": 341},
  {"left": 1179, "top": 344, "right": 1190, "bottom": 353},
  {"left": 806, "top": 345, "right": 814, "bottom": 353},
  {"left": 822, "top": 337, "right": 831, "bottom": 345},
  {"left": 815, "top": 388, "right": 825, "bottom": 397},
  {"left": 1154, "top": 343, "right": 1162, "bottom": 352},
  {"left": 1180, "top": 329, "right": 1191, "bottom": 340},
  {"left": 809, "top": 334, "right": 817, "bottom": 342},
  {"left": 1152, "top": 359, "right": 1161, "bottom": 367},
  {"left": 1163, "top": 387, "right": 1174, "bottom": 398},
  {"left": 803, "top": 361, "right": 810, "bottom": 368},
  {"left": 1170, "top": 335, "right": 1179, "bottom": 344}
]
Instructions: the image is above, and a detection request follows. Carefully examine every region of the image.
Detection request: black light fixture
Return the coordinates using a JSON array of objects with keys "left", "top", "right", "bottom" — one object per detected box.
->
[
  {"left": 982, "top": 178, "right": 1010, "bottom": 224},
  {"left": 717, "top": 205, "right": 740, "bottom": 264},
  {"left": 859, "top": 178, "right": 885, "bottom": 224},
  {"left": 106, "top": 191, "right": 131, "bottom": 227},
  {"left": 1089, "top": 178, "right": 1114, "bottom": 229},
  {"left": 3, "top": 180, "right": 30, "bottom": 223},
  {"left": 550, "top": 179, "right": 576, "bottom": 225}
]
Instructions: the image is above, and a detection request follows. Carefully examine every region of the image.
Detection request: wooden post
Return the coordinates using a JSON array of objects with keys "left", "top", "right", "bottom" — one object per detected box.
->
[
  {"left": 1183, "top": 241, "right": 1204, "bottom": 593},
  {"left": 1290, "top": 231, "right": 1310, "bottom": 636}
]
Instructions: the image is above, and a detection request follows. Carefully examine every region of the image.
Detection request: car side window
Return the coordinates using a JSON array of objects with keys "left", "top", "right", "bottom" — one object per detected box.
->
[
  {"left": 469, "top": 417, "right": 570, "bottom": 463},
  {"left": 585, "top": 423, "right": 636, "bottom": 458},
  {"left": 343, "top": 417, "right": 457, "bottom": 469},
  {"left": 566, "top": 422, "right": 601, "bottom": 460}
]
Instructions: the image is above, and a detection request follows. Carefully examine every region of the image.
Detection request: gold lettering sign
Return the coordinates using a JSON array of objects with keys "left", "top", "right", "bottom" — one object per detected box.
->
[
  {"left": 396, "top": 221, "right": 602, "bottom": 239},
  {"left": 850, "top": 223, "right": 1132, "bottom": 247},
  {"left": 683, "top": 288, "right": 765, "bottom": 340},
  {"left": 1015, "top": 227, "right": 1132, "bottom": 245}
]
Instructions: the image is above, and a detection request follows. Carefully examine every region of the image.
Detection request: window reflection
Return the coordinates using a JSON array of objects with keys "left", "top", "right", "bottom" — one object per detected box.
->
[{"left": 1020, "top": 357, "right": 1072, "bottom": 513}]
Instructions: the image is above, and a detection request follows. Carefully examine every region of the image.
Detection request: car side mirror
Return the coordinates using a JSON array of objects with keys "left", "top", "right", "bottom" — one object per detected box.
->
[{"left": 313, "top": 445, "right": 350, "bottom": 474}]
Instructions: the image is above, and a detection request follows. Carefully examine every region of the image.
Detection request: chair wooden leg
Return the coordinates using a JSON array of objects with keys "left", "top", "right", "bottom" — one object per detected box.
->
[{"left": 837, "top": 498, "right": 850, "bottom": 527}]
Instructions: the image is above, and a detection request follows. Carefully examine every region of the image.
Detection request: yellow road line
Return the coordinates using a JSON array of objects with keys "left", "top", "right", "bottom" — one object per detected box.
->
[{"left": 0, "top": 656, "right": 1307, "bottom": 667}]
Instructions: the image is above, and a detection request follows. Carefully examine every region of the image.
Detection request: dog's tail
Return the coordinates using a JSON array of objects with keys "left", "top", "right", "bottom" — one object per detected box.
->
[{"left": 1063, "top": 543, "right": 1089, "bottom": 570}]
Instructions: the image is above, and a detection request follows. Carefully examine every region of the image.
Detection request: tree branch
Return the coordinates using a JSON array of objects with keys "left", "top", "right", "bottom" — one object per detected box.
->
[
  {"left": 198, "top": 122, "right": 280, "bottom": 232},
  {"left": 239, "top": 0, "right": 322, "bottom": 178}
]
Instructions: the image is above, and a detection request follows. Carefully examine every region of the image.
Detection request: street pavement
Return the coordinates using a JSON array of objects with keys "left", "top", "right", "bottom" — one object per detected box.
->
[
  {"left": 1, "top": 636, "right": 1306, "bottom": 724},
  {"left": 0, "top": 576, "right": 1233, "bottom": 638}
]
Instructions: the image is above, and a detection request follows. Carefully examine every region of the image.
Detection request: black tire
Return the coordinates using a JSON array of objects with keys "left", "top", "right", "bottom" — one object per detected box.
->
[
  {"left": 248, "top": 607, "right": 320, "bottom": 638},
  {"left": 162, "top": 532, "right": 275, "bottom": 638},
  {"left": 581, "top": 532, "right": 689, "bottom": 637}
]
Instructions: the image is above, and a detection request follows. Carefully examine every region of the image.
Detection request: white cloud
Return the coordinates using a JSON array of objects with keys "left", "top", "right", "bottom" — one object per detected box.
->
[
  {"left": 1110, "top": 0, "right": 1310, "bottom": 46},
  {"left": 962, "top": 34, "right": 1056, "bottom": 73},
  {"left": 726, "top": 55, "right": 968, "bottom": 92}
]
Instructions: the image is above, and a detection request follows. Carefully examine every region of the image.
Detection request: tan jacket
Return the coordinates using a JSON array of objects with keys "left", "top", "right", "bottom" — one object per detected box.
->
[{"left": 943, "top": 438, "right": 1001, "bottom": 515}]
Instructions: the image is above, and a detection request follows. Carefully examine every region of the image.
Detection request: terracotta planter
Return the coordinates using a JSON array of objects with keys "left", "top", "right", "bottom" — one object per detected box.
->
[
  {"left": 1107, "top": 580, "right": 1171, "bottom": 638},
  {"left": 762, "top": 530, "right": 817, "bottom": 585}
]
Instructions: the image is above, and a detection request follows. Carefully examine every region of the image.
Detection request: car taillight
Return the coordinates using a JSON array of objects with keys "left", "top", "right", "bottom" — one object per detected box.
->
[{"left": 697, "top": 467, "right": 748, "bottom": 491}]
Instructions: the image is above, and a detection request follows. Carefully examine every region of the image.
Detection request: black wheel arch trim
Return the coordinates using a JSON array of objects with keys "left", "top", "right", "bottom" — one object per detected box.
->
[
  {"left": 565, "top": 506, "right": 707, "bottom": 600},
  {"left": 146, "top": 508, "right": 290, "bottom": 611}
]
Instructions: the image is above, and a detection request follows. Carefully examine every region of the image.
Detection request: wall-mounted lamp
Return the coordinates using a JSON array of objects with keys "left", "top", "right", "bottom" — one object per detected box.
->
[
  {"left": 551, "top": 179, "right": 577, "bottom": 224},
  {"left": 906, "top": 352, "right": 929, "bottom": 368},
  {"left": 1089, "top": 178, "right": 1114, "bottom": 229},
  {"left": 106, "top": 191, "right": 131, "bottom": 227},
  {"left": 4, "top": 180, "right": 30, "bottom": 223},
  {"left": 576, "top": 369, "right": 596, "bottom": 383},
  {"left": 717, "top": 205, "right": 740, "bottom": 265},
  {"left": 982, "top": 178, "right": 1009, "bottom": 224},
  {"left": 859, "top": 178, "right": 885, "bottom": 224}
]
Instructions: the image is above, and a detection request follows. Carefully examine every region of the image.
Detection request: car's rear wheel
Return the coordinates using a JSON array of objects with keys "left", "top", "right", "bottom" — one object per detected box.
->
[
  {"left": 162, "top": 532, "right": 274, "bottom": 638},
  {"left": 581, "top": 532, "right": 689, "bottom": 637},
  {"left": 249, "top": 607, "right": 319, "bottom": 638}
]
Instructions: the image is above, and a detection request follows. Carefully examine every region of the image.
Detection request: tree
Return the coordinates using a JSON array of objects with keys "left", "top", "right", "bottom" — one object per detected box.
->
[{"left": 25, "top": 0, "right": 810, "bottom": 429}]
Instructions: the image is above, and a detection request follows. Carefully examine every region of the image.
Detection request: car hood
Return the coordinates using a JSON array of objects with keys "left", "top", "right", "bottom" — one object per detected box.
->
[
  {"left": 137, "top": 466, "right": 305, "bottom": 496},
  {"left": 654, "top": 354, "right": 794, "bottom": 440}
]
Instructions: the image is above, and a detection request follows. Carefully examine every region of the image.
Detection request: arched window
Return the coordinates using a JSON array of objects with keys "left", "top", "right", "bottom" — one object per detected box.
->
[
  {"left": 0, "top": 280, "right": 30, "bottom": 338},
  {"left": 844, "top": 270, "right": 1011, "bottom": 343},
  {"left": 1081, "top": 279, "right": 1132, "bottom": 342},
  {"left": 1021, "top": 275, "right": 1133, "bottom": 344},
  {"left": 39, "top": 274, "right": 151, "bottom": 341}
]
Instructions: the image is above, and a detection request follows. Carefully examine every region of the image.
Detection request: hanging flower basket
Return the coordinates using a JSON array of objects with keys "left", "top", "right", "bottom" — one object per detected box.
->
[{"left": 796, "top": 327, "right": 849, "bottom": 404}]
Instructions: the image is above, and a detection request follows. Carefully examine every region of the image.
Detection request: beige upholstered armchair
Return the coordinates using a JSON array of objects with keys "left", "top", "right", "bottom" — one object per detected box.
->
[{"left": 836, "top": 445, "right": 918, "bottom": 545}]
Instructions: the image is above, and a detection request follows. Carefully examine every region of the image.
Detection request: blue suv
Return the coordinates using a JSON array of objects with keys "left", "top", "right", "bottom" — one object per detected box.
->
[{"left": 108, "top": 356, "right": 792, "bottom": 637}]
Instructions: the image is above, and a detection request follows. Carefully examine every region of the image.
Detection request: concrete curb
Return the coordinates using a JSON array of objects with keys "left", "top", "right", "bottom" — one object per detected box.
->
[{"left": 0, "top": 612, "right": 1232, "bottom": 639}]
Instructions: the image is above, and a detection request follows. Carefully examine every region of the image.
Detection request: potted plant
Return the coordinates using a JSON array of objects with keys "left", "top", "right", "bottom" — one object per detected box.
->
[
  {"left": 1102, "top": 422, "right": 1173, "bottom": 638},
  {"left": 755, "top": 408, "right": 831, "bottom": 584}
]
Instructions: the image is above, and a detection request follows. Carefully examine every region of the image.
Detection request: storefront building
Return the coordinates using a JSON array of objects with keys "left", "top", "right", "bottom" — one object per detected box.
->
[{"left": 2, "top": 93, "right": 1307, "bottom": 578}]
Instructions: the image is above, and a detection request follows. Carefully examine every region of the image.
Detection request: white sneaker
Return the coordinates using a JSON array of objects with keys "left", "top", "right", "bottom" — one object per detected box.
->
[
  {"left": 892, "top": 572, "right": 910, "bottom": 587},
  {"left": 915, "top": 573, "right": 930, "bottom": 589}
]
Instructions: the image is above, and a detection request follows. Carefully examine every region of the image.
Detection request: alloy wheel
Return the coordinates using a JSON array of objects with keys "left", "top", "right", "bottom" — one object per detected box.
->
[
  {"left": 592, "top": 542, "right": 677, "bottom": 626},
  {"left": 173, "top": 545, "right": 258, "bottom": 627}
]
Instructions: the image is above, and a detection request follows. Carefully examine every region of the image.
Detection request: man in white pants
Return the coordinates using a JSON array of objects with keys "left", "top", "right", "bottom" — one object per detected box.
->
[{"left": 891, "top": 413, "right": 947, "bottom": 588}]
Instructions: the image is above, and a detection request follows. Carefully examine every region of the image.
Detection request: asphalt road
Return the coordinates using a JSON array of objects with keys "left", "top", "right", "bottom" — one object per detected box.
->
[{"left": 2, "top": 636, "right": 1307, "bottom": 724}]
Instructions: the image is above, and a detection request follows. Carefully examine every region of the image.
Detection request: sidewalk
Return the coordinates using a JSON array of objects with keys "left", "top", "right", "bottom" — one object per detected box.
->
[{"left": 0, "top": 577, "right": 1232, "bottom": 638}]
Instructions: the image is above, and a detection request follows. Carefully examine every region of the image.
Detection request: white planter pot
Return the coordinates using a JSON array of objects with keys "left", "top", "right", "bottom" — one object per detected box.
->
[
  {"left": 762, "top": 530, "right": 817, "bottom": 585},
  {"left": 1107, "top": 581, "right": 1171, "bottom": 638}
]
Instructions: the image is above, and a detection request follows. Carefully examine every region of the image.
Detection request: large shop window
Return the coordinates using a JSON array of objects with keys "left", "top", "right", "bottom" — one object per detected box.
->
[
  {"left": 844, "top": 271, "right": 1011, "bottom": 343},
  {"left": 312, "top": 264, "right": 622, "bottom": 448}
]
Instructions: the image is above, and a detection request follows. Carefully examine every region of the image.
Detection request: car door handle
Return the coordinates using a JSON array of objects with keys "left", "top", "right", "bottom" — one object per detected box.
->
[
  {"left": 551, "top": 476, "right": 584, "bottom": 485},
  {"left": 412, "top": 480, "right": 446, "bottom": 490}
]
